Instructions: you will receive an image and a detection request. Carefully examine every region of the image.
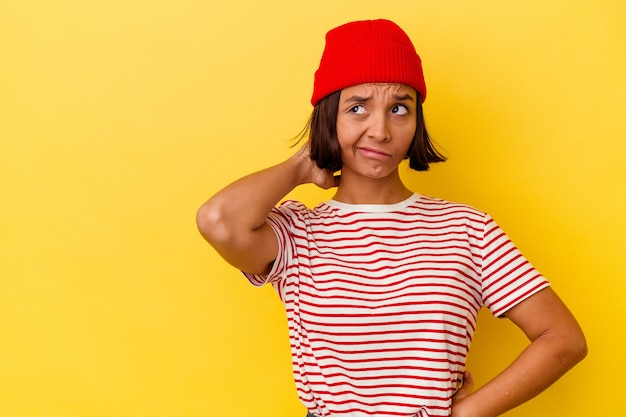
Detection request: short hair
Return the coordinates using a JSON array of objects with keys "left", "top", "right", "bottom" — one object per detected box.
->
[{"left": 301, "top": 90, "right": 446, "bottom": 172}]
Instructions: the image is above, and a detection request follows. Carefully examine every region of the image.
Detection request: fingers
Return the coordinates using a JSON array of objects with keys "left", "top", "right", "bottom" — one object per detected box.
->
[
  {"left": 292, "top": 142, "right": 340, "bottom": 189},
  {"left": 453, "top": 371, "right": 474, "bottom": 403},
  {"left": 461, "top": 371, "right": 474, "bottom": 392},
  {"left": 317, "top": 172, "right": 340, "bottom": 189}
]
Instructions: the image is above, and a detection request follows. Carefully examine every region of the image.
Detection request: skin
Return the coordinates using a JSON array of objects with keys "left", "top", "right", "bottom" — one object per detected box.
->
[
  {"left": 196, "top": 83, "right": 587, "bottom": 416},
  {"left": 333, "top": 83, "right": 416, "bottom": 204}
]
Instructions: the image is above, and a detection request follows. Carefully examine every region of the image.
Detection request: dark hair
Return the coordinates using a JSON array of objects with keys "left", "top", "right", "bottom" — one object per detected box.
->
[{"left": 298, "top": 90, "right": 446, "bottom": 172}]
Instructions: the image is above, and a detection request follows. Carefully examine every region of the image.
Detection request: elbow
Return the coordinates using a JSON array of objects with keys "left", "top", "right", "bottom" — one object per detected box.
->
[
  {"left": 572, "top": 332, "right": 588, "bottom": 364},
  {"left": 561, "top": 327, "right": 588, "bottom": 369},
  {"left": 196, "top": 200, "right": 232, "bottom": 246}
]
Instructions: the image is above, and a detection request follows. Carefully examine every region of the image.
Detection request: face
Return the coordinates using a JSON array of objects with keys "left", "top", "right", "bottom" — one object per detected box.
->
[{"left": 336, "top": 83, "right": 417, "bottom": 180}]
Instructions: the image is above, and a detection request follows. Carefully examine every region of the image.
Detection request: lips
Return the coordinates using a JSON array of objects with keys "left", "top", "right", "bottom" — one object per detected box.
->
[{"left": 357, "top": 147, "right": 391, "bottom": 159}]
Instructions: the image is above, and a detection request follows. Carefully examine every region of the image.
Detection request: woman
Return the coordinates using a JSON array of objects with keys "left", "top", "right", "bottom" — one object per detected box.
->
[{"left": 197, "top": 19, "right": 587, "bottom": 417}]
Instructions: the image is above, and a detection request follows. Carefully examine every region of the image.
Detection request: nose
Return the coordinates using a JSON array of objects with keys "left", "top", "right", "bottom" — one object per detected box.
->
[{"left": 366, "top": 112, "right": 390, "bottom": 142}]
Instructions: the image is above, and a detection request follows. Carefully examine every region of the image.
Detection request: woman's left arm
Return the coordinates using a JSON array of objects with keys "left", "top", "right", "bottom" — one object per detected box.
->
[{"left": 452, "top": 287, "right": 587, "bottom": 417}]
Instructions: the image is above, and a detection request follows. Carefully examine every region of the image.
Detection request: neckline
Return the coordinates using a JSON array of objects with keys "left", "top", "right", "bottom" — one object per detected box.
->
[{"left": 324, "top": 193, "right": 421, "bottom": 213}]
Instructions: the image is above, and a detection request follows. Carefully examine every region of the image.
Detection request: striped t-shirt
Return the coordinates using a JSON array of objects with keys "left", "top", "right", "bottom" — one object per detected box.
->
[{"left": 243, "top": 193, "right": 549, "bottom": 417}]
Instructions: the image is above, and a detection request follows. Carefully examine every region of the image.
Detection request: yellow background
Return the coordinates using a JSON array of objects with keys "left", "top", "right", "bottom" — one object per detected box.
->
[{"left": 1, "top": 1, "right": 624, "bottom": 416}]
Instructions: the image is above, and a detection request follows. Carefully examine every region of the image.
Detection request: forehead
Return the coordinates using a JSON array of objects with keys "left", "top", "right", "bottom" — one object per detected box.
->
[{"left": 340, "top": 83, "right": 416, "bottom": 99}]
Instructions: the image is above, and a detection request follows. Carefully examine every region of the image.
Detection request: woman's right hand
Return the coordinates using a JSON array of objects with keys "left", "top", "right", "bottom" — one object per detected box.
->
[
  {"left": 197, "top": 141, "right": 339, "bottom": 275},
  {"left": 292, "top": 143, "right": 340, "bottom": 190}
]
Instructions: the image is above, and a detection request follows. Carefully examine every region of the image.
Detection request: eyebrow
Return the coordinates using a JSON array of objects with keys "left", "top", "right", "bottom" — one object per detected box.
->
[
  {"left": 343, "top": 95, "right": 372, "bottom": 104},
  {"left": 342, "top": 93, "right": 416, "bottom": 104},
  {"left": 393, "top": 93, "right": 415, "bottom": 102}
]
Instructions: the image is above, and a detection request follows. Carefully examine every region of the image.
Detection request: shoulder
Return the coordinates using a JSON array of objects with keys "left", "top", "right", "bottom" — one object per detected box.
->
[
  {"left": 271, "top": 199, "right": 332, "bottom": 223},
  {"left": 413, "top": 195, "right": 487, "bottom": 220},
  {"left": 277, "top": 199, "right": 309, "bottom": 212}
]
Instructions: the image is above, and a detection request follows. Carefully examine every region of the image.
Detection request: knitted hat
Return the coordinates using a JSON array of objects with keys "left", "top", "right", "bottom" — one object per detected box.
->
[{"left": 311, "top": 19, "right": 426, "bottom": 106}]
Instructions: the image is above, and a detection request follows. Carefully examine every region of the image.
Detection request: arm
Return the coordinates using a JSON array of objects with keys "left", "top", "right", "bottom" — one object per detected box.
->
[
  {"left": 196, "top": 144, "right": 337, "bottom": 275},
  {"left": 452, "top": 287, "right": 587, "bottom": 417}
]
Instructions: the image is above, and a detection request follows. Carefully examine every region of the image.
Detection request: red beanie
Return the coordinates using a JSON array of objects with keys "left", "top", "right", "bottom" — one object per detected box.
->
[{"left": 311, "top": 19, "right": 426, "bottom": 106}]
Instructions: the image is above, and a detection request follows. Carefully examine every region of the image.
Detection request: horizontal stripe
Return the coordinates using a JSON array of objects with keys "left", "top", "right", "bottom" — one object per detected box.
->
[{"left": 243, "top": 194, "right": 548, "bottom": 417}]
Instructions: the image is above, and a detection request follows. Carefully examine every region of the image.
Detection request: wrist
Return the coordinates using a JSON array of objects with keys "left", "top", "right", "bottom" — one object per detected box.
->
[{"left": 452, "top": 396, "right": 483, "bottom": 417}]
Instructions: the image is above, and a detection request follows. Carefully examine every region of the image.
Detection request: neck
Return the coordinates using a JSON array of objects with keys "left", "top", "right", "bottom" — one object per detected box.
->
[{"left": 332, "top": 170, "right": 412, "bottom": 204}]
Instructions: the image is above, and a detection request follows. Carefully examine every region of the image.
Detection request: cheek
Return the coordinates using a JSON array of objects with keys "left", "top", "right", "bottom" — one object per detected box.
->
[
  {"left": 336, "top": 124, "right": 358, "bottom": 148},
  {"left": 399, "top": 122, "right": 417, "bottom": 143},
  {"left": 393, "top": 125, "right": 417, "bottom": 155}
]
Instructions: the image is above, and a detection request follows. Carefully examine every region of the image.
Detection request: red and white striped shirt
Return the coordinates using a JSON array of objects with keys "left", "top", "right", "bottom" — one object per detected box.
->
[{"left": 243, "top": 194, "right": 549, "bottom": 417}]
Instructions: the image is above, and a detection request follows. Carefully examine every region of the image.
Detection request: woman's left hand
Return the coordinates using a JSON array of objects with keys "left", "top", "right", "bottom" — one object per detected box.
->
[
  {"left": 453, "top": 371, "right": 474, "bottom": 402},
  {"left": 451, "top": 371, "right": 474, "bottom": 416}
]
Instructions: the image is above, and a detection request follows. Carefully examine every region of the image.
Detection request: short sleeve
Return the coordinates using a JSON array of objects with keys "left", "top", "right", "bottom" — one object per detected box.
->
[
  {"left": 240, "top": 201, "right": 302, "bottom": 287},
  {"left": 481, "top": 215, "right": 550, "bottom": 317}
]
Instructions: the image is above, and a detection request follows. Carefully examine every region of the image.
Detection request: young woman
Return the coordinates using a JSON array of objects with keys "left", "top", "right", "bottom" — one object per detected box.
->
[{"left": 197, "top": 19, "right": 587, "bottom": 417}]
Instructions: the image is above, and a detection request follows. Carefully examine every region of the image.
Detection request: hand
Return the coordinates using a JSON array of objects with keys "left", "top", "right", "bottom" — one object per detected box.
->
[
  {"left": 292, "top": 143, "right": 340, "bottom": 189},
  {"left": 454, "top": 371, "right": 474, "bottom": 402},
  {"left": 451, "top": 371, "right": 474, "bottom": 417}
]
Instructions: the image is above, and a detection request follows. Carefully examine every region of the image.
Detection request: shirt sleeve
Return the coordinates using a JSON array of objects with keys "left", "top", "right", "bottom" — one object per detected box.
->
[
  {"left": 480, "top": 214, "right": 550, "bottom": 317},
  {"left": 240, "top": 201, "right": 301, "bottom": 287}
]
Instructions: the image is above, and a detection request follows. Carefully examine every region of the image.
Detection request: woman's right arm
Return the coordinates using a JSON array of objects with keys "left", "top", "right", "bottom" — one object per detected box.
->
[{"left": 196, "top": 145, "right": 337, "bottom": 275}]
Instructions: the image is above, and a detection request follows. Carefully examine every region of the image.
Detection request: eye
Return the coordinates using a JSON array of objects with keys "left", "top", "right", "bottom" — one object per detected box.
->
[
  {"left": 349, "top": 105, "right": 366, "bottom": 115},
  {"left": 392, "top": 105, "right": 409, "bottom": 115}
]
